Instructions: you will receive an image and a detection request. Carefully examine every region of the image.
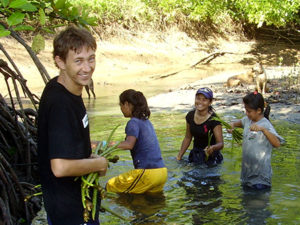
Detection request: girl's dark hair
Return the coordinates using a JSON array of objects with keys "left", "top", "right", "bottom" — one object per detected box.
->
[
  {"left": 53, "top": 26, "right": 97, "bottom": 67},
  {"left": 119, "top": 89, "right": 150, "bottom": 120},
  {"left": 208, "top": 105, "right": 215, "bottom": 113},
  {"left": 243, "top": 92, "right": 270, "bottom": 120}
]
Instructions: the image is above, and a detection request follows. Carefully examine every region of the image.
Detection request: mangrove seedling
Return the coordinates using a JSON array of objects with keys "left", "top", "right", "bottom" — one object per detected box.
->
[
  {"left": 79, "top": 124, "right": 122, "bottom": 222},
  {"left": 212, "top": 116, "right": 243, "bottom": 144},
  {"left": 204, "top": 130, "right": 213, "bottom": 161}
]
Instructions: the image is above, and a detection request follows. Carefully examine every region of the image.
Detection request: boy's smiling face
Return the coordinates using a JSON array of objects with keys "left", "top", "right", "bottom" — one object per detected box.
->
[{"left": 56, "top": 45, "right": 96, "bottom": 95}]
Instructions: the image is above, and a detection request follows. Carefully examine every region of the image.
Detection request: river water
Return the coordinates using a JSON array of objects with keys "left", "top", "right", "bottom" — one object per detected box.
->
[
  {"left": 32, "top": 104, "right": 300, "bottom": 225},
  {"left": 32, "top": 66, "right": 300, "bottom": 224},
  {"left": 85, "top": 110, "right": 300, "bottom": 225}
]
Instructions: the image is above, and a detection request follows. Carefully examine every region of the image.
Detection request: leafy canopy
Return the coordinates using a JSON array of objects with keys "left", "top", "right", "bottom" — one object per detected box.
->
[{"left": 0, "top": 0, "right": 98, "bottom": 52}]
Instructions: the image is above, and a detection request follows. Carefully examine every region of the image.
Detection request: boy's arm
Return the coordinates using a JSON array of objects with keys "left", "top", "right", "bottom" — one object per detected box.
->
[
  {"left": 51, "top": 156, "right": 108, "bottom": 178},
  {"left": 177, "top": 123, "right": 192, "bottom": 160},
  {"left": 250, "top": 124, "right": 281, "bottom": 147}
]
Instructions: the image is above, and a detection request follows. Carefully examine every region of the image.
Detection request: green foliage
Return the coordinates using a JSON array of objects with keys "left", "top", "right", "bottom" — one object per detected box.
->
[
  {"left": 0, "top": 0, "right": 298, "bottom": 39},
  {"left": 154, "top": 0, "right": 300, "bottom": 27},
  {"left": 70, "top": 0, "right": 299, "bottom": 29},
  {"left": 70, "top": 0, "right": 158, "bottom": 26},
  {"left": 0, "top": 0, "right": 98, "bottom": 38},
  {"left": 31, "top": 33, "right": 45, "bottom": 54},
  {"left": 0, "top": 24, "right": 10, "bottom": 37},
  {"left": 0, "top": 0, "right": 298, "bottom": 40},
  {"left": 0, "top": 0, "right": 37, "bottom": 36},
  {"left": 39, "top": 8, "right": 46, "bottom": 25},
  {"left": 232, "top": 0, "right": 300, "bottom": 27}
]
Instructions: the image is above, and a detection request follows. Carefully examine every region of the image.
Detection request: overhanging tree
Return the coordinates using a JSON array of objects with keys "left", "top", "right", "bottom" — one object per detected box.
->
[{"left": 0, "top": 1, "right": 97, "bottom": 224}]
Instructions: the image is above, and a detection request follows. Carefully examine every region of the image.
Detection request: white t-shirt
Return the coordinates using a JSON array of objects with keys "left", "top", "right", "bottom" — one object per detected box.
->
[{"left": 241, "top": 116, "right": 285, "bottom": 187}]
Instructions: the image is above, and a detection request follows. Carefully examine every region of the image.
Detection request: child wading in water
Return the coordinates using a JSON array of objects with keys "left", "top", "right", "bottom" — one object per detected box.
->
[
  {"left": 106, "top": 89, "right": 167, "bottom": 194},
  {"left": 177, "top": 87, "right": 224, "bottom": 165},
  {"left": 230, "top": 92, "right": 284, "bottom": 190}
]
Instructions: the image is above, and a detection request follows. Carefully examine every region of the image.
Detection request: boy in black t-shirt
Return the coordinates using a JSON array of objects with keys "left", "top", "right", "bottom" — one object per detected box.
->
[{"left": 37, "top": 26, "right": 108, "bottom": 225}]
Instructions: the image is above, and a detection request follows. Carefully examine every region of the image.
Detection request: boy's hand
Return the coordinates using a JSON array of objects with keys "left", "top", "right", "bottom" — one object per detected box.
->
[
  {"left": 89, "top": 154, "right": 108, "bottom": 176},
  {"left": 108, "top": 141, "right": 116, "bottom": 147},
  {"left": 89, "top": 153, "right": 99, "bottom": 158},
  {"left": 97, "top": 156, "right": 108, "bottom": 177}
]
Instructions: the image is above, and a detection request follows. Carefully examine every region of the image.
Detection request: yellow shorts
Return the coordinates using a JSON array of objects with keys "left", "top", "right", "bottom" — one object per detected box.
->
[{"left": 106, "top": 167, "right": 168, "bottom": 194}]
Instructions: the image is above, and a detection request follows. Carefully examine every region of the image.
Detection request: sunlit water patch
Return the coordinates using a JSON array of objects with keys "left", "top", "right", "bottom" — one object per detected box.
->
[
  {"left": 87, "top": 112, "right": 300, "bottom": 225},
  {"left": 32, "top": 111, "right": 300, "bottom": 225}
]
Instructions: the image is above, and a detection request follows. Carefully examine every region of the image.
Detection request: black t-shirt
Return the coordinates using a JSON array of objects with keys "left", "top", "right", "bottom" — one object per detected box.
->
[
  {"left": 37, "top": 77, "right": 99, "bottom": 225},
  {"left": 186, "top": 110, "right": 221, "bottom": 150}
]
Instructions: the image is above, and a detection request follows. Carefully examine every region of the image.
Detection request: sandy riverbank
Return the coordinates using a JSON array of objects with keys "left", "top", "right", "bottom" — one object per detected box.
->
[
  {"left": 148, "top": 66, "right": 300, "bottom": 124},
  {"left": 1, "top": 29, "right": 299, "bottom": 124}
]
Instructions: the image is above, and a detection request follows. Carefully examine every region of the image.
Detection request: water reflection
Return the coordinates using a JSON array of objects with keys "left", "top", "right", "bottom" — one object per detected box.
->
[
  {"left": 115, "top": 193, "right": 166, "bottom": 222},
  {"left": 32, "top": 113, "right": 300, "bottom": 225},
  {"left": 101, "top": 192, "right": 167, "bottom": 224},
  {"left": 177, "top": 163, "right": 224, "bottom": 224},
  {"left": 240, "top": 187, "right": 271, "bottom": 225}
]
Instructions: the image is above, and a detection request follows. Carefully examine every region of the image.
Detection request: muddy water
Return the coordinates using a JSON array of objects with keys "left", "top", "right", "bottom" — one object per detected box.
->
[
  {"left": 33, "top": 110, "right": 300, "bottom": 225},
  {"left": 32, "top": 64, "right": 300, "bottom": 224},
  {"left": 85, "top": 63, "right": 252, "bottom": 115},
  {"left": 86, "top": 112, "right": 300, "bottom": 225}
]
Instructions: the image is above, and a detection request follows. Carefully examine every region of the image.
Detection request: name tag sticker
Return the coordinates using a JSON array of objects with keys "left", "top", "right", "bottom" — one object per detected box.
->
[{"left": 82, "top": 114, "right": 89, "bottom": 128}]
